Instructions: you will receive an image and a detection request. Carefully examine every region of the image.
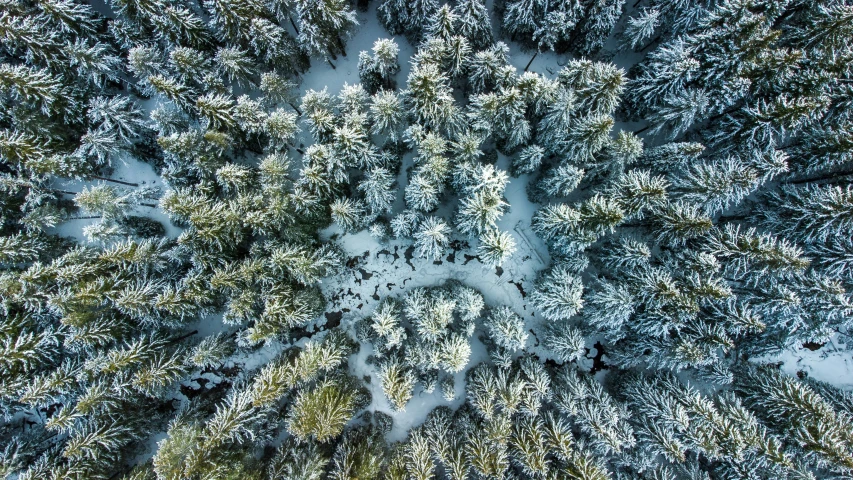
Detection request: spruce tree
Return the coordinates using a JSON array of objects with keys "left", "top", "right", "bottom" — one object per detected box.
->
[{"left": 530, "top": 264, "right": 584, "bottom": 321}]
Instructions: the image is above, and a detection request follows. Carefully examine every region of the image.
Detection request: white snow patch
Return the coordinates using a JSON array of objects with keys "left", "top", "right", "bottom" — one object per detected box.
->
[{"left": 756, "top": 336, "right": 853, "bottom": 391}]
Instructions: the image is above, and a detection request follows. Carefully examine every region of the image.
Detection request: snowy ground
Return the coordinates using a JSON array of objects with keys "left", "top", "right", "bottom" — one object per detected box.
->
[{"left": 758, "top": 337, "right": 853, "bottom": 390}]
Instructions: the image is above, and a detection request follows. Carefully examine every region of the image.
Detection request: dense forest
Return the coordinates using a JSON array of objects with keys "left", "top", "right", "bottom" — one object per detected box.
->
[{"left": 1, "top": 0, "right": 853, "bottom": 478}]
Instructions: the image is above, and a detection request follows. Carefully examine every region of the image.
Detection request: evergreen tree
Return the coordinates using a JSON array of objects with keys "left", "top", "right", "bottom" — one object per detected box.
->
[
  {"left": 391, "top": 209, "right": 423, "bottom": 238},
  {"left": 379, "top": 357, "right": 416, "bottom": 411},
  {"left": 370, "top": 90, "right": 406, "bottom": 140},
  {"left": 456, "top": 190, "right": 508, "bottom": 237},
  {"left": 622, "top": 8, "right": 660, "bottom": 51},
  {"left": 651, "top": 201, "right": 713, "bottom": 246},
  {"left": 478, "top": 229, "right": 517, "bottom": 267},
  {"left": 358, "top": 167, "right": 396, "bottom": 215},
  {"left": 759, "top": 184, "right": 853, "bottom": 244},
  {"left": 530, "top": 164, "right": 584, "bottom": 202},
  {"left": 405, "top": 173, "right": 441, "bottom": 212},
  {"left": 453, "top": 0, "right": 493, "bottom": 50},
  {"left": 512, "top": 145, "right": 546, "bottom": 176},
  {"left": 530, "top": 264, "right": 584, "bottom": 321},
  {"left": 287, "top": 376, "right": 363, "bottom": 443},
  {"left": 295, "top": 0, "right": 358, "bottom": 61},
  {"left": 268, "top": 438, "right": 330, "bottom": 480},
  {"left": 425, "top": 5, "right": 458, "bottom": 42},
  {"left": 607, "top": 169, "right": 668, "bottom": 219},
  {"left": 673, "top": 157, "right": 760, "bottom": 215},
  {"left": 542, "top": 319, "right": 585, "bottom": 363},
  {"left": 563, "top": 113, "right": 614, "bottom": 164},
  {"left": 377, "top": 0, "right": 438, "bottom": 40},
  {"left": 405, "top": 62, "right": 461, "bottom": 133},
  {"left": 647, "top": 88, "right": 709, "bottom": 140},
  {"left": 413, "top": 216, "right": 450, "bottom": 260},
  {"left": 485, "top": 306, "right": 527, "bottom": 352},
  {"left": 788, "top": 121, "right": 853, "bottom": 174}
]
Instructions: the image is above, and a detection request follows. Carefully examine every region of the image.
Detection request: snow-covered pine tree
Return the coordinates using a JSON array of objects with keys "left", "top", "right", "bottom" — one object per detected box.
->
[
  {"left": 370, "top": 90, "right": 406, "bottom": 141},
  {"left": 377, "top": 0, "right": 439, "bottom": 41},
  {"left": 512, "top": 144, "right": 546, "bottom": 177},
  {"left": 294, "top": 0, "right": 358, "bottom": 62},
  {"left": 477, "top": 229, "right": 517, "bottom": 267},
  {"left": 413, "top": 216, "right": 450, "bottom": 260},
  {"left": 358, "top": 167, "right": 396, "bottom": 216},
  {"left": 574, "top": 0, "right": 625, "bottom": 56},
  {"left": 758, "top": 183, "right": 853, "bottom": 244},
  {"left": 359, "top": 38, "right": 401, "bottom": 93},
  {"left": 622, "top": 8, "right": 660, "bottom": 51},
  {"left": 453, "top": 0, "right": 493, "bottom": 50},
  {"left": 405, "top": 62, "right": 461, "bottom": 134},
  {"left": 485, "top": 306, "right": 527, "bottom": 352},
  {"left": 529, "top": 164, "right": 584, "bottom": 203},
  {"left": 287, "top": 376, "right": 365, "bottom": 442},
  {"left": 456, "top": 190, "right": 508, "bottom": 237},
  {"left": 529, "top": 264, "right": 584, "bottom": 321}
]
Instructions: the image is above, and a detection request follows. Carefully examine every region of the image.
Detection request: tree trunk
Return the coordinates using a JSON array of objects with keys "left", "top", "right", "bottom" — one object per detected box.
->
[
  {"left": 53, "top": 189, "right": 79, "bottom": 196},
  {"left": 69, "top": 216, "right": 103, "bottom": 220},
  {"left": 288, "top": 102, "right": 302, "bottom": 116},
  {"left": 90, "top": 175, "right": 139, "bottom": 187},
  {"left": 779, "top": 139, "right": 803, "bottom": 151},
  {"left": 524, "top": 51, "right": 539, "bottom": 72},
  {"left": 634, "top": 124, "right": 650, "bottom": 135},
  {"left": 786, "top": 170, "right": 853, "bottom": 185},
  {"left": 619, "top": 222, "right": 649, "bottom": 228},
  {"left": 289, "top": 16, "right": 299, "bottom": 34},
  {"left": 169, "top": 330, "right": 199, "bottom": 345},
  {"left": 633, "top": 0, "right": 643, "bottom": 8},
  {"left": 336, "top": 36, "right": 347, "bottom": 57},
  {"left": 772, "top": 4, "right": 805, "bottom": 29},
  {"left": 140, "top": 202, "right": 158, "bottom": 208},
  {"left": 295, "top": 147, "right": 305, "bottom": 155},
  {"left": 640, "top": 35, "right": 661, "bottom": 53},
  {"left": 706, "top": 106, "right": 742, "bottom": 124},
  {"left": 326, "top": 47, "right": 338, "bottom": 61},
  {"left": 327, "top": 59, "right": 337, "bottom": 69}
]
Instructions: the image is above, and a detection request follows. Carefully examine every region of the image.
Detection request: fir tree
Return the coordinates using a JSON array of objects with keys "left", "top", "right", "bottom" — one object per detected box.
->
[
  {"left": 405, "top": 62, "right": 461, "bottom": 133},
  {"left": 478, "top": 229, "right": 517, "bottom": 267},
  {"left": 287, "top": 376, "right": 362, "bottom": 443},
  {"left": 456, "top": 190, "right": 508, "bottom": 237},
  {"left": 647, "top": 88, "right": 709, "bottom": 140},
  {"left": 370, "top": 90, "right": 406, "bottom": 140},
  {"left": 485, "top": 306, "right": 527, "bottom": 352},
  {"left": 759, "top": 184, "right": 853, "bottom": 244},
  {"left": 295, "top": 0, "right": 357, "bottom": 61},
  {"left": 530, "top": 264, "right": 584, "bottom": 321},
  {"left": 413, "top": 216, "right": 450, "bottom": 260},
  {"left": 512, "top": 145, "right": 546, "bottom": 176},
  {"left": 379, "top": 357, "right": 416, "bottom": 411},
  {"left": 673, "top": 157, "right": 759, "bottom": 215},
  {"left": 622, "top": 8, "right": 660, "bottom": 51},
  {"left": 358, "top": 167, "right": 396, "bottom": 215},
  {"left": 268, "top": 439, "right": 329, "bottom": 480},
  {"left": 563, "top": 113, "right": 614, "bottom": 163},
  {"left": 453, "top": 0, "right": 492, "bottom": 50},
  {"left": 542, "top": 319, "right": 585, "bottom": 363},
  {"left": 377, "top": 0, "right": 438, "bottom": 40},
  {"left": 530, "top": 164, "right": 584, "bottom": 202}
]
